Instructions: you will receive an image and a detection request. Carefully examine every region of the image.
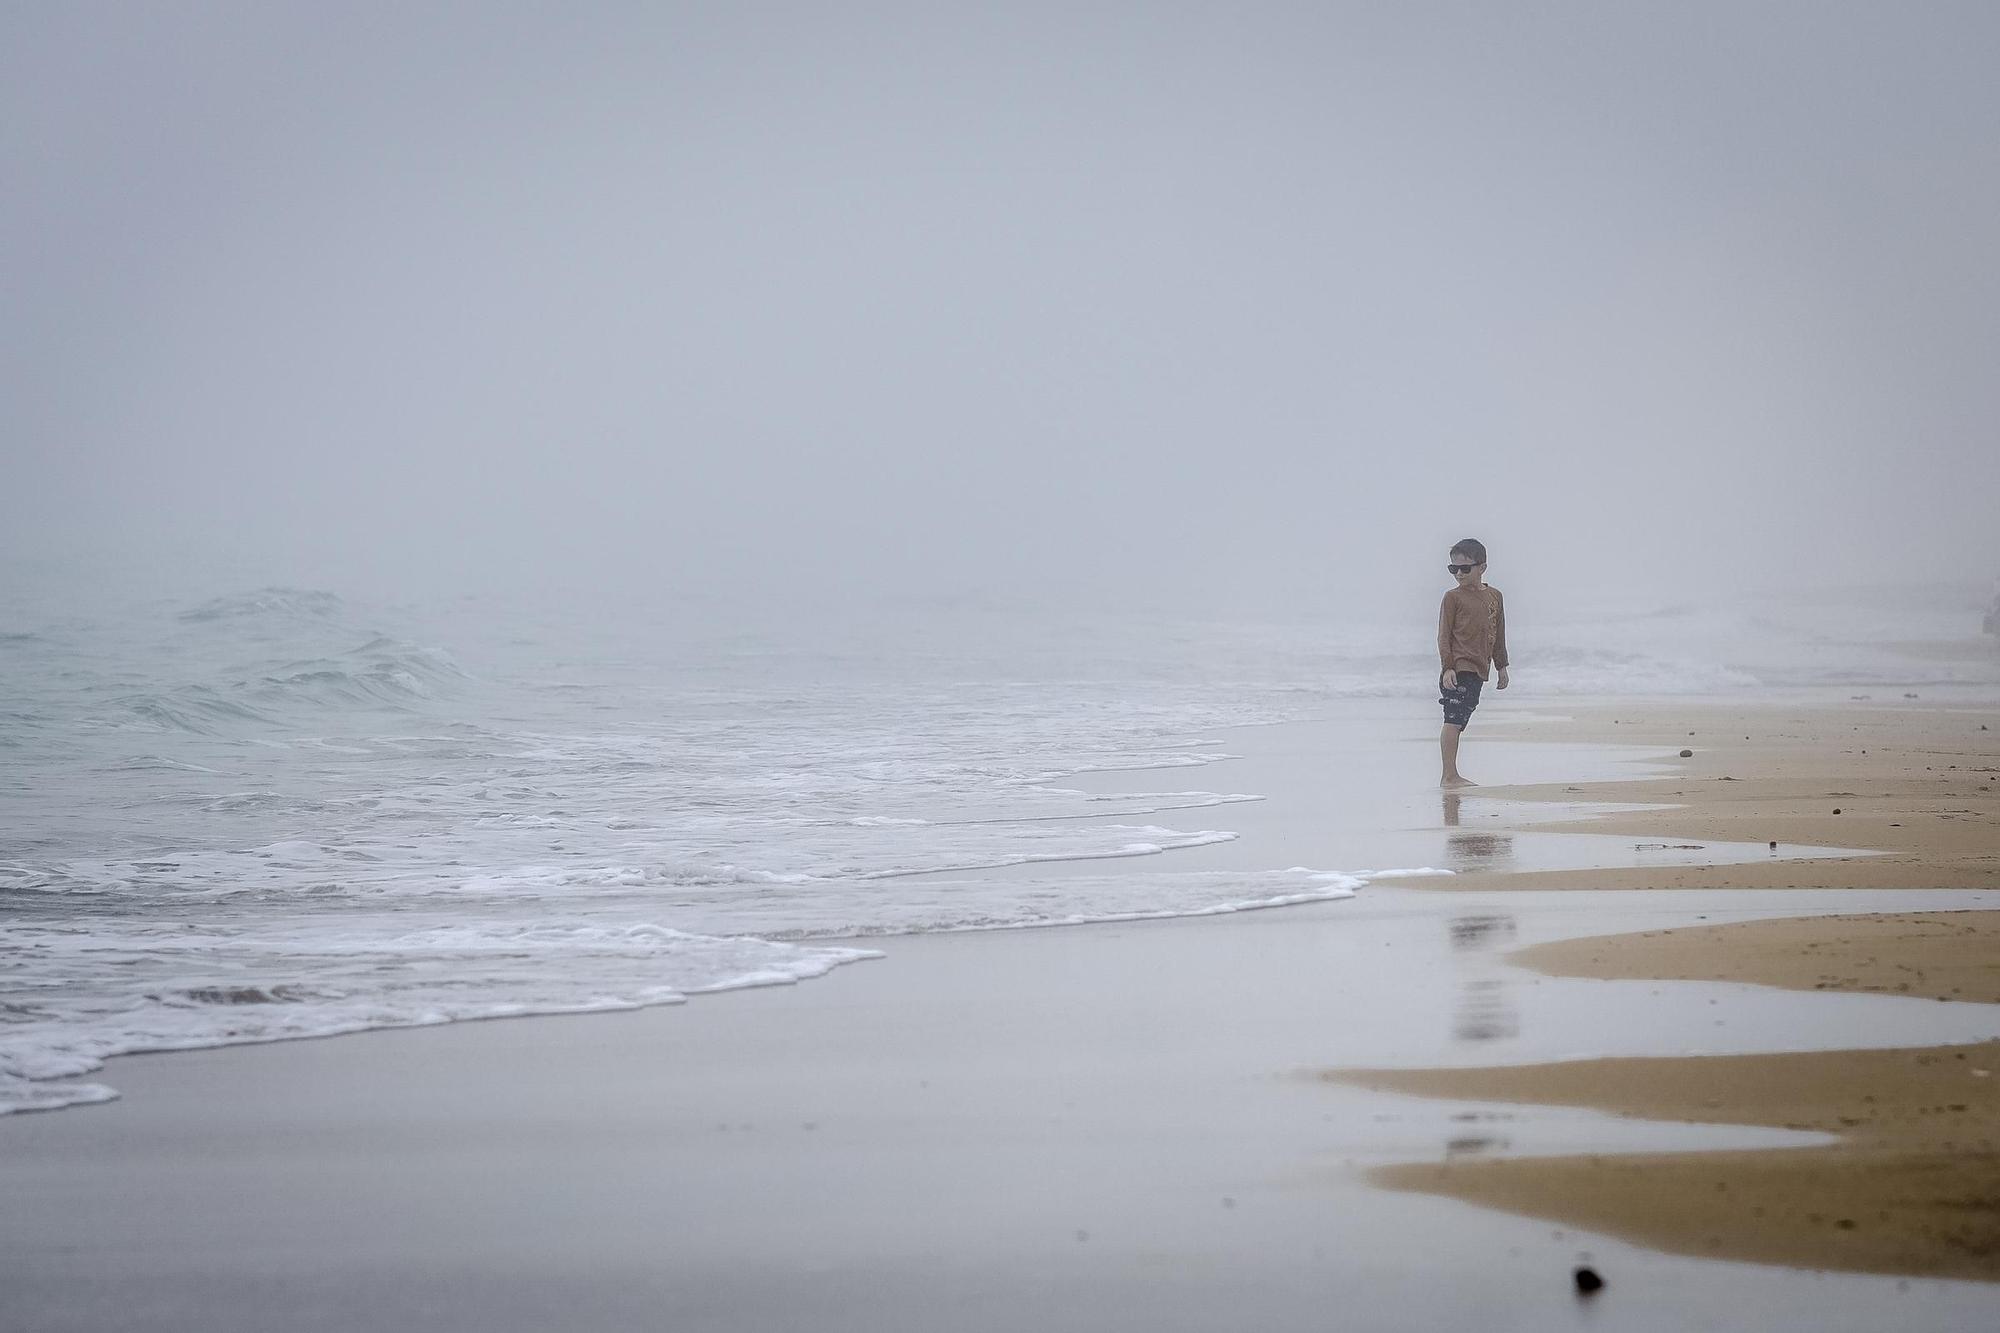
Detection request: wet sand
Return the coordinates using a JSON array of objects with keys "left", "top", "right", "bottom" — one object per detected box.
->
[
  {"left": 5, "top": 702, "right": 2000, "bottom": 1329},
  {"left": 1445, "top": 700, "right": 2000, "bottom": 892},
  {"left": 7, "top": 881, "right": 1998, "bottom": 1332},
  {"left": 1333, "top": 697, "right": 2000, "bottom": 1285}
]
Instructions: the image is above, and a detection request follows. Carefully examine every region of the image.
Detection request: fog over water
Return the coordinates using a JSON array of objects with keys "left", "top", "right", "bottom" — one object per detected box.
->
[{"left": 7, "top": 2, "right": 1999, "bottom": 623}]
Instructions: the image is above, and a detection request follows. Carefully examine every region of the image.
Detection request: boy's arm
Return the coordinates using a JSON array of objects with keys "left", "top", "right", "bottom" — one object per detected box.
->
[
  {"left": 1492, "top": 590, "right": 1508, "bottom": 670},
  {"left": 1438, "top": 594, "right": 1455, "bottom": 684}
]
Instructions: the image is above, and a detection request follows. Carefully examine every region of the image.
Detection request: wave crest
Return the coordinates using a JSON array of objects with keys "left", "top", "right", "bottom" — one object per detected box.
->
[
  {"left": 250, "top": 635, "right": 470, "bottom": 709},
  {"left": 178, "top": 587, "right": 345, "bottom": 621}
]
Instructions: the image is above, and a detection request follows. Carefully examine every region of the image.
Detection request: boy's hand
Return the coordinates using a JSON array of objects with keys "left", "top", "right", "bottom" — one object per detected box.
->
[
  {"left": 1496, "top": 667, "right": 1509, "bottom": 690},
  {"left": 1440, "top": 668, "right": 1456, "bottom": 693}
]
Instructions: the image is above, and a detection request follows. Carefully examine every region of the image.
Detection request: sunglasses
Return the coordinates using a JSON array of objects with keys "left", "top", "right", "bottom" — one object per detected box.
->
[{"left": 1446, "top": 563, "right": 1481, "bottom": 575}]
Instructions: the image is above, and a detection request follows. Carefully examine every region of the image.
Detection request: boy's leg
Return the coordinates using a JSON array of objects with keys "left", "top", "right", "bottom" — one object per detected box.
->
[
  {"left": 1440, "top": 722, "right": 1470, "bottom": 786},
  {"left": 1438, "top": 671, "right": 1482, "bottom": 785}
]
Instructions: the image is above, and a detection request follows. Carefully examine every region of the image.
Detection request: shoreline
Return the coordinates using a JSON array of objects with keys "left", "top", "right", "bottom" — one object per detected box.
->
[
  {"left": 5, "top": 698, "right": 1871, "bottom": 1123},
  {"left": 5, "top": 697, "right": 2000, "bottom": 1328}
]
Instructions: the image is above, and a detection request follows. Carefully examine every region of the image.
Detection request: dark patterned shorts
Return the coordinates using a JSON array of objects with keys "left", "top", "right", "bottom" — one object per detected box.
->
[{"left": 1439, "top": 670, "right": 1483, "bottom": 728}]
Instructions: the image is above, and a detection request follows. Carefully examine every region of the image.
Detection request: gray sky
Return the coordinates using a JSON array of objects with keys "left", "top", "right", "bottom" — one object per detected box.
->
[{"left": 6, "top": 2, "right": 1998, "bottom": 617}]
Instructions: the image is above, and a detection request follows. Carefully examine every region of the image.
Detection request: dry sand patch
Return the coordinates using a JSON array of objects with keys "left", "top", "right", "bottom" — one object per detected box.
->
[{"left": 1331, "top": 1041, "right": 2000, "bottom": 1282}]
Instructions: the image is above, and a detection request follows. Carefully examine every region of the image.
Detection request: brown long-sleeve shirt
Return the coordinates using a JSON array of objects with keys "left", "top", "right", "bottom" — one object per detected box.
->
[{"left": 1438, "top": 584, "right": 1507, "bottom": 680}]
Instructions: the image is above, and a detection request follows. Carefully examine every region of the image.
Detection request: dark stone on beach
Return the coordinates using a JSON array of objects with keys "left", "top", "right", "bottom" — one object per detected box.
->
[
  {"left": 1833, "top": 808, "right": 1842, "bottom": 815},
  {"left": 1679, "top": 749, "right": 1693, "bottom": 758},
  {"left": 1769, "top": 841, "right": 1778, "bottom": 849},
  {"left": 1574, "top": 1266, "right": 1605, "bottom": 1295}
]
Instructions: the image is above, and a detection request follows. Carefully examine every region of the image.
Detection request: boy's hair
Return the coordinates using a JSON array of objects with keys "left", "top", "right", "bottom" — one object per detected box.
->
[{"left": 1450, "top": 537, "right": 1488, "bottom": 565}]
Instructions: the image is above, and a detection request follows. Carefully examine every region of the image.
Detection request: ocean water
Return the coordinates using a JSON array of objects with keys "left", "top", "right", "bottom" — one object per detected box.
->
[{"left": 3, "top": 573, "right": 1995, "bottom": 1115}]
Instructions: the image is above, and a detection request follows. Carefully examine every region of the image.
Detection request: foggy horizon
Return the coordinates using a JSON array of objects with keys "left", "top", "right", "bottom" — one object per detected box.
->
[{"left": 8, "top": 3, "right": 1999, "bottom": 621}]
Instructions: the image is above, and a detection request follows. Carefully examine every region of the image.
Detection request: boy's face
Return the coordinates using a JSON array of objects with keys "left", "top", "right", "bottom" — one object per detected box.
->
[{"left": 1447, "top": 552, "right": 1485, "bottom": 587}]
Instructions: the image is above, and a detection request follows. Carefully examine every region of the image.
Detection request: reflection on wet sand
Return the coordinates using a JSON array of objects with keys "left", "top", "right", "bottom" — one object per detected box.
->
[
  {"left": 1447, "top": 900, "right": 1520, "bottom": 1039},
  {"left": 1448, "top": 906, "right": 1521, "bottom": 1045},
  {"left": 1441, "top": 791, "right": 1517, "bottom": 874},
  {"left": 1448, "top": 913, "right": 1516, "bottom": 951},
  {"left": 1448, "top": 832, "right": 1515, "bottom": 871},
  {"left": 1452, "top": 977, "right": 1519, "bottom": 1043},
  {"left": 1444, "top": 1134, "right": 1511, "bottom": 1159},
  {"left": 1443, "top": 793, "right": 1523, "bottom": 1046}
]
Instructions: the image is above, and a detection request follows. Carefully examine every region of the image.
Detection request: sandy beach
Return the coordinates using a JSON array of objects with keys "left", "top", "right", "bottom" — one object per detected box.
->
[
  {"left": 1449, "top": 701, "right": 2000, "bottom": 892},
  {"left": 4, "top": 697, "right": 1998, "bottom": 1331},
  {"left": 1333, "top": 697, "right": 2000, "bottom": 1288},
  {"left": 1339, "top": 1039, "right": 2000, "bottom": 1283},
  {"left": 15, "top": 3, "right": 2000, "bottom": 1328}
]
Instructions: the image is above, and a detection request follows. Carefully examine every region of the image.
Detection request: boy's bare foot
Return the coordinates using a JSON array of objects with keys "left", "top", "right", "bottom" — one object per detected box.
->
[{"left": 1441, "top": 775, "right": 1477, "bottom": 788}]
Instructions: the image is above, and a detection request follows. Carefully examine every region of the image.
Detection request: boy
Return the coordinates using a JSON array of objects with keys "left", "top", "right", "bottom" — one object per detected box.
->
[{"left": 1437, "top": 537, "right": 1508, "bottom": 786}]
